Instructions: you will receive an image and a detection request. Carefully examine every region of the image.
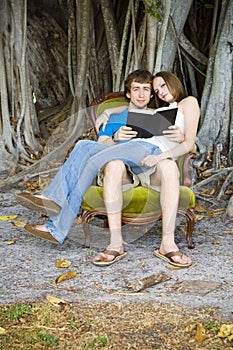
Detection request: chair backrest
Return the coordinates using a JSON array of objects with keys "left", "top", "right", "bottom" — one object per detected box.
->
[{"left": 89, "top": 92, "right": 128, "bottom": 122}]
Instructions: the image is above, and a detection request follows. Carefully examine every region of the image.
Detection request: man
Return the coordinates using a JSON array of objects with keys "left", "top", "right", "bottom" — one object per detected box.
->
[{"left": 16, "top": 70, "right": 154, "bottom": 239}]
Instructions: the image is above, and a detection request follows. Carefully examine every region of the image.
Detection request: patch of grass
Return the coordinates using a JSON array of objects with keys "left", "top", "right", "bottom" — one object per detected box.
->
[
  {"left": 0, "top": 304, "right": 33, "bottom": 322},
  {"left": 82, "top": 334, "right": 108, "bottom": 349},
  {"left": 34, "top": 330, "right": 59, "bottom": 347},
  {"left": 0, "top": 302, "right": 231, "bottom": 350},
  {"left": 205, "top": 321, "right": 219, "bottom": 332}
]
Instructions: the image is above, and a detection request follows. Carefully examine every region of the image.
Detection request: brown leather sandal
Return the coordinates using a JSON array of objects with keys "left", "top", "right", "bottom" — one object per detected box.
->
[
  {"left": 93, "top": 250, "right": 127, "bottom": 266},
  {"left": 154, "top": 249, "right": 192, "bottom": 268}
]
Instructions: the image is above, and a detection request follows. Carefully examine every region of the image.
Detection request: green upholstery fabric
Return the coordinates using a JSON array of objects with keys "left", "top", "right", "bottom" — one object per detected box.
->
[
  {"left": 96, "top": 98, "right": 128, "bottom": 116},
  {"left": 82, "top": 185, "right": 195, "bottom": 217}
]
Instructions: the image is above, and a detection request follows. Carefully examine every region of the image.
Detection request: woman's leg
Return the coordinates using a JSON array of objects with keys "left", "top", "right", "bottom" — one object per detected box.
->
[
  {"left": 150, "top": 159, "right": 192, "bottom": 265},
  {"left": 93, "top": 160, "right": 132, "bottom": 262}
]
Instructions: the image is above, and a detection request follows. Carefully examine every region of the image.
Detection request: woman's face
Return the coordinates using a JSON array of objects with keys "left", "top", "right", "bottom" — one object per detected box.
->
[{"left": 153, "top": 76, "right": 174, "bottom": 103}]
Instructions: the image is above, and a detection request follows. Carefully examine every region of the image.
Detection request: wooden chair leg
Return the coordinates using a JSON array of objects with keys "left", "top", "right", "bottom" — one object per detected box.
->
[
  {"left": 81, "top": 221, "right": 91, "bottom": 248},
  {"left": 178, "top": 208, "right": 195, "bottom": 249},
  {"left": 81, "top": 210, "right": 91, "bottom": 247},
  {"left": 81, "top": 209, "right": 196, "bottom": 249},
  {"left": 185, "top": 208, "right": 196, "bottom": 249}
]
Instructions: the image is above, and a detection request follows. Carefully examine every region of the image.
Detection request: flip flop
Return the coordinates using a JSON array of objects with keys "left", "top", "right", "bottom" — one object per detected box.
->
[
  {"left": 16, "top": 193, "right": 60, "bottom": 216},
  {"left": 93, "top": 250, "right": 127, "bottom": 266},
  {"left": 154, "top": 249, "right": 192, "bottom": 268},
  {"left": 24, "top": 224, "right": 59, "bottom": 244}
]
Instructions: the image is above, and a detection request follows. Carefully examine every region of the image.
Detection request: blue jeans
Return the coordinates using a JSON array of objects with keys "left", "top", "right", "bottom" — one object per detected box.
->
[{"left": 44, "top": 140, "right": 161, "bottom": 243}]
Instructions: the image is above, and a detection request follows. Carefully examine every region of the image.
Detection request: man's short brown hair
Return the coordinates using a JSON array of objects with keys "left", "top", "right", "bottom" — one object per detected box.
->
[{"left": 124, "top": 69, "right": 153, "bottom": 101}]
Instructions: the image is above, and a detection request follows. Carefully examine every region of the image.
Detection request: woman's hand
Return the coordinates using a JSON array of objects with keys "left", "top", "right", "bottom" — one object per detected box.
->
[
  {"left": 141, "top": 155, "right": 160, "bottom": 167},
  {"left": 95, "top": 105, "right": 128, "bottom": 133},
  {"left": 163, "top": 125, "right": 184, "bottom": 143},
  {"left": 95, "top": 112, "right": 109, "bottom": 133}
]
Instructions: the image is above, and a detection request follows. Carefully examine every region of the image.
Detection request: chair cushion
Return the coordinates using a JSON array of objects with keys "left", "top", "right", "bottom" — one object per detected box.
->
[{"left": 82, "top": 185, "right": 195, "bottom": 217}]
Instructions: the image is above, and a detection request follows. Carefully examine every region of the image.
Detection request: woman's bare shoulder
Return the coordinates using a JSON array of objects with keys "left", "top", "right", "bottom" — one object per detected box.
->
[{"left": 178, "top": 96, "right": 199, "bottom": 107}]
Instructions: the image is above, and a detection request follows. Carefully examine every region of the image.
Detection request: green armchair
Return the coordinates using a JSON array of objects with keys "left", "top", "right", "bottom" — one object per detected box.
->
[{"left": 81, "top": 92, "right": 197, "bottom": 249}]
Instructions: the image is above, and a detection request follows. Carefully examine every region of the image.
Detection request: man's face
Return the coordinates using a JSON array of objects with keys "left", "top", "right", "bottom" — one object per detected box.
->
[{"left": 127, "top": 82, "right": 152, "bottom": 109}]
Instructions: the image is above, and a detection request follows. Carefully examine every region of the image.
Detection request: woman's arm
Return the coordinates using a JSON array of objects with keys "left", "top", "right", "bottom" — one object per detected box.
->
[{"left": 95, "top": 105, "right": 128, "bottom": 133}]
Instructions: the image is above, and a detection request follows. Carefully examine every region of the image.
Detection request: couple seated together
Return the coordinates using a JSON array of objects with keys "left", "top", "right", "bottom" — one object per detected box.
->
[{"left": 16, "top": 69, "right": 200, "bottom": 268}]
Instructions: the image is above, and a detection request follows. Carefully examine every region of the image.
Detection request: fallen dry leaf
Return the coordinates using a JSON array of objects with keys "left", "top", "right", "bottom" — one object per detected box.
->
[
  {"left": 217, "top": 324, "right": 233, "bottom": 341},
  {"left": 0, "top": 326, "right": 7, "bottom": 335},
  {"left": 209, "top": 188, "right": 216, "bottom": 195},
  {"left": 194, "top": 323, "right": 210, "bottom": 343},
  {"left": 206, "top": 211, "right": 217, "bottom": 218},
  {"left": 55, "top": 258, "right": 72, "bottom": 268},
  {"left": 186, "top": 321, "right": 199, "bottom": 332},
  {"left": 55, "top": 270, "right": 77, "bottom": 284},
  {"left": 11, "top": 221, "right": 26, "bottom": 227},
  {"left": 74, "top": 216, "right": 82, "bottom": 225},
  {"left": 225, "top": 189, "right": 233, "bottom": 195},
  {"left": 195, "top": 215, "right": 205, "bottom": 221},
  {"left": 213, "top": 208, "right": 225, "bottom": 213},
  {"left": 195, "top": 204, "right": 205, "bottom": 212},
  {"left": 0, "top": 215, "right": 18, "bottom": 221},
  {"left": 6, "top": 241, "right": 15, "bottom": 245},
  {"left": 46, "top": 295, "right": 68, "bottom": 306}
]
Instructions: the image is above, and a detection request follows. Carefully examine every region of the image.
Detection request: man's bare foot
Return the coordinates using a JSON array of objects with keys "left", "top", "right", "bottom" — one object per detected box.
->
[{"left": 33, "top": 224, "right": 49, "bottom": 232}]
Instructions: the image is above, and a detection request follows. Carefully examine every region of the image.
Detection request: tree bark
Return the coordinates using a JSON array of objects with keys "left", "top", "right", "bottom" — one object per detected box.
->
[
  {"left": 158, "top": 0, "right": 193, "bottom": 70},
  {"left": 198, "top": 0, "right": 233, "bottom": 160},
  {"left": 99, "top": 0, "right": 121, "bottom": 88}
]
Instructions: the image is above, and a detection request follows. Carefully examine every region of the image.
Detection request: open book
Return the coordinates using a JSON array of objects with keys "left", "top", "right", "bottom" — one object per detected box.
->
[{"left": 127, "top": 107, "right": 178, "bottom": 138}]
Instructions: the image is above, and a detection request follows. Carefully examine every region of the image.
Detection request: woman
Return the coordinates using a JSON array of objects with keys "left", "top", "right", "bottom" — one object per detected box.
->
[{"left": 93, "top": 71, "right": 200, "bottom": 267}]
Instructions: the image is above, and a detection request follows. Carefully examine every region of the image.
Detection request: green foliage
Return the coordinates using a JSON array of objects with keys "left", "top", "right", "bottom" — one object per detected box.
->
[
  {"left": 34, "top": 331, "right": 59, "bottom": 347},
  {"left": 1, "top": 304, "right": 33, "bottom": 322},
  {"left": 70, "top": 321, "right": 80, "bottom": 329},
  {"left": 87, "top": 247, "right": 94, "bottom": 256},
  {"left": 144, "top": 0, "right": 162, "bottom": 20},
  {"left": 82, "top": 334, "right": 108, "bottom": 348},
  {"left": 204, "top": 321, "right": 219, "bottom": 332}
]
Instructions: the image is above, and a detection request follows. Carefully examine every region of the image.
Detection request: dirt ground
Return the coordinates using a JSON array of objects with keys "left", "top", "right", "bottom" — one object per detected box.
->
[{"left": 0, "top": 187, "right": 232, "bottom": 349}]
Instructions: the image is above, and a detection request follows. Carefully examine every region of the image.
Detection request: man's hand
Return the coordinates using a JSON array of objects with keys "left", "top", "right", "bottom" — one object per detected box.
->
[
  {"left": 113, "top": 126, "right": 137, "bottom": 141},
  {"left": 163, "top": 125, "right": 184, "bottom": 143}
]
